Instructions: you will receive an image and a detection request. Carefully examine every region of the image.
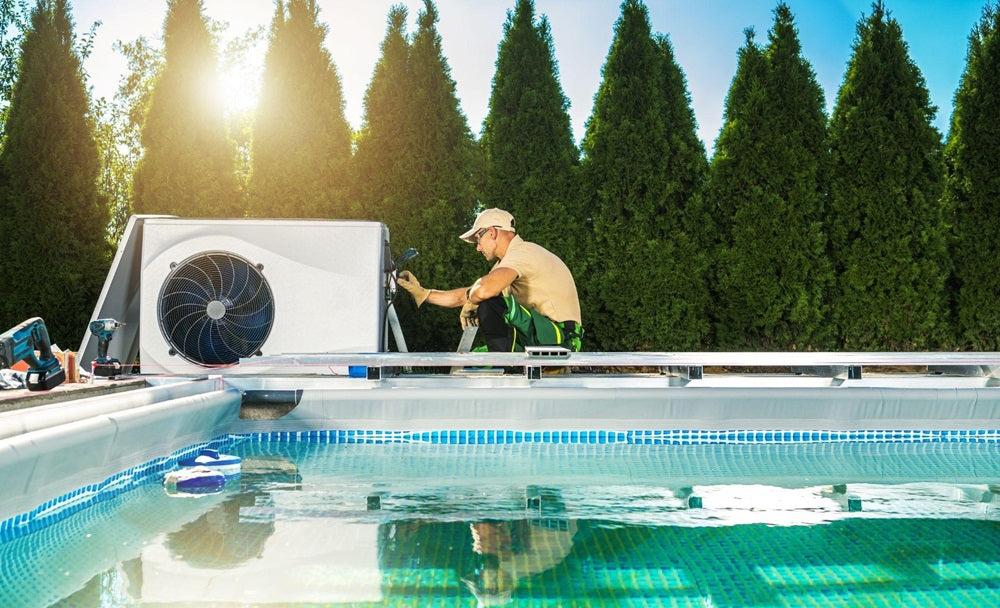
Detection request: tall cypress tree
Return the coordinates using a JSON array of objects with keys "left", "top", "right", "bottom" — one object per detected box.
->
[
  {"left": 353, "top": 5, "right": 412, "bottom": 223},
  {"left": 709, "top": 29, "right": 767, "bottom": 250},
  {"left": 132, "top": 0, "right": 240, "bottom": 217},
  {"left": 399, "top": 0, "right": 479, "bottom": 352},
  {"left": 655, "top": 29, "right": 709, "bottom": 203},
  {"left": 480, "top": 0, "right": 578, "bottom": 254},
  {"left": 250, "top": 0, "right": 352, "bottom": 219},
  {"left": 828, "top": 1, "right": 948, "bottom": 350},
  {"left": 653, "top": 30, "right": 711, "bottom": 320},
  {"left": 0, "top": 0, "right": 109, "bottom": 344},
  {"left": 580, "top": 0, "right": 708, "bottom": 351},
  {"left": 709, "top": 5, "right": 830, "bottom": 350},
  {"left": 946, "top": 4, "right": 1000, "bottom": 350}
]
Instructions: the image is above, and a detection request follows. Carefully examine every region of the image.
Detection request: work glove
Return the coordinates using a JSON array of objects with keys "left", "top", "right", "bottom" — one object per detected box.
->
[
  {"left": 460, "top": 300, "right": 479, "bottom": 330},
  {"left": 397, "top": 271, "right": 429, "bottom": 307}
]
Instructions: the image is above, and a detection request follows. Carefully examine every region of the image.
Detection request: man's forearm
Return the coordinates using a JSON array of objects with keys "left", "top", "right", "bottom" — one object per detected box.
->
[{"left": 423, "top": 286, "right": 469, "bottom": 308}]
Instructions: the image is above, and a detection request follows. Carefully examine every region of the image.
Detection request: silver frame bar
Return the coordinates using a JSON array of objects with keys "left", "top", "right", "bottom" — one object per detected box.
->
[{"left": 237, "top": 351, "right": 1000, "bottom": 371}]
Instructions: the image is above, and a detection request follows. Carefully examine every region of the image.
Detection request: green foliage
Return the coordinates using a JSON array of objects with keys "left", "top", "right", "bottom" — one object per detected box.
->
[
  {"left": 946, "top": 3, "right": 1000, "bottom": 350},
  {"left": 355, "top": 1, "right": 480, "bottom": 352},
  {"left": 0, "top": 0, "right": 110, "bottom": 345},
  {"left": 3, "top": 0, "right": 990, "bottom": 352},
  {"left": 92, "top": 37, "right": 162, "bottom": 244},
  {"left": 395, "top": 0, "right": 480, "bottom": 352},
  {"left": 352, "top": 5, "right": 412, "bottom": 223},
  {"left": 710, "top": 29, "right": 766, "bottom": 253},
  {"left": 93, "top": 96, "right": 133, "bottom": 245},
  {"left": 708, "top": 5, "right": 831, "bottom": 350},
  {"left": 0, "top": 0, "right": 29, "bottom": 140},
  {"left": 827, "top": 1, "right": 949, "bottom": 350},
  {"left": 580, "top": 0, "right": 709, "bottom": 350},
  {"left": 250, "top": 0, "right": 351, "bottom": 218},
  {"left": 132, "top": 0, "right": 241, "bottom": 217},
  {"left": 480, "top": 0, "right": 578, "bottom": 256},
  {"left": 220, "top": 26, "right": 265, "bottom": 207}
]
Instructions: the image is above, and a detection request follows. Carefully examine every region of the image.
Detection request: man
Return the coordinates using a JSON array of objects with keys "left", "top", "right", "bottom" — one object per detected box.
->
[
  {"left": 396, "top": 208, "right": 583, "bottom": 352},
  {"left": 463, "top": 517, "right": 578, "bottom": 606}
]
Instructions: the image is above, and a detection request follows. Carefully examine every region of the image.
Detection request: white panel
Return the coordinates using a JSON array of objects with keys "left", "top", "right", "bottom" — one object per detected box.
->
[{"left": 139, "top": 218, "right": 388, "bottom": 375}]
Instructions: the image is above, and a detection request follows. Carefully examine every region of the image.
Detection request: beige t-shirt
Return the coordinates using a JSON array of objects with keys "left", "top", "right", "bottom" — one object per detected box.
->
[{"left": 495, "top": 236, "right": 582, "bottom": 325}]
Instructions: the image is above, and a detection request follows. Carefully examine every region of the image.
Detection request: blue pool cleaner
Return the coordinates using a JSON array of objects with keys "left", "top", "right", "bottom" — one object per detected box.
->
[
  {"left": 163, "top": 466, "right": 227, "bottom": 496},
  {"left": 178, "top": 448, "right": 242, "bottom": 477}
]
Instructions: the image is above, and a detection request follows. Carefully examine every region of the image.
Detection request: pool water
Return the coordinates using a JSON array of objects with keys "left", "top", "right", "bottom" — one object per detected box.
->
[{"left": 3, "top": 440, "right": 1000, "bottom": 606}]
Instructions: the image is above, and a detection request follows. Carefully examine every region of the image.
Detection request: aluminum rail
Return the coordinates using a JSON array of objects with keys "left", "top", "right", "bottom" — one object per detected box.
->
[{"left": 238, "top": 351, "right": 1000, "bottom": 370}]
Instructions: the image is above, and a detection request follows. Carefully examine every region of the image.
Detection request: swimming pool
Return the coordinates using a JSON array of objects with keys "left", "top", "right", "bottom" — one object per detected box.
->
[
  {"left": 2, "top": 436, "right": 1000, "bottom": 606},
  {"left": 4, "top": 358, "right": 1000, "bottom": 606}
]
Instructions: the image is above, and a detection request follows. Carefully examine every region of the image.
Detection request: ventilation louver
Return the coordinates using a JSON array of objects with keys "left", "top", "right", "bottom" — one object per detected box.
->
[{"left": 158, "top": 251, "right": 274, "bottom": 366}]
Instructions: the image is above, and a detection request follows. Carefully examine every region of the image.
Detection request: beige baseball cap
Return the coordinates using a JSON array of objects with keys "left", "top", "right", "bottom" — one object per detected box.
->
[{"left": 459, "top": 208, "right": 516, "bottom": 243}]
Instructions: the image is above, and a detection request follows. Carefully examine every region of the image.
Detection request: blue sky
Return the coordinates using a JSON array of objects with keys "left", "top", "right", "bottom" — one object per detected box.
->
[{"left": 73, "top": 0, "right": 988, "bottom": 155}]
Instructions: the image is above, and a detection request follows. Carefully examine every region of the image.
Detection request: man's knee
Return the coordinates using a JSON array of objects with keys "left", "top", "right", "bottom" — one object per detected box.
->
[
  {"left": 476, "top": 296, "right": 507, "bottom": 326},
  {"left": 477, "top": 296, "right": 514, "bottom": 352}
]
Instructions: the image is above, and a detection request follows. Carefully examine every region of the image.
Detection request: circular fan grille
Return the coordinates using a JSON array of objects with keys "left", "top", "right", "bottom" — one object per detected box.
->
[{"left": 158, "top": 251, "right": 274, "bottom": 366}]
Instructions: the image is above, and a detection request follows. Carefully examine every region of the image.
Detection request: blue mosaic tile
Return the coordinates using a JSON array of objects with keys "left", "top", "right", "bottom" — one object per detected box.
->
[
  {"left": 225, "top": 427, "right": 1000, "bottom": 446},
  {"left": 0, "top": 435, "right": 241, "bottom": 544}
]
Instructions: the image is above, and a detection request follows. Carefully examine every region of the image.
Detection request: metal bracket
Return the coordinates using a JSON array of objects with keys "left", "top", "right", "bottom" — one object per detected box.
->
[
  {"left": 525, "top": 346, "right": 570, "bottom": 380},
  {"left": 525, "top": 346, "right": 571, "bottom": 359}
]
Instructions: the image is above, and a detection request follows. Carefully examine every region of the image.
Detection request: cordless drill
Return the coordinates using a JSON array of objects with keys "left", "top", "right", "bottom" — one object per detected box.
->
[
  {"left": 0, "top": 317, "right": 66, "bottom": 391},
  {"left": 89, "top": 319, "right": 124, "bottom": 378}
]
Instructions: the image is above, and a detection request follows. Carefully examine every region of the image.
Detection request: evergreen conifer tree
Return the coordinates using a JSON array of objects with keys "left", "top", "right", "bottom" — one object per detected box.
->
[
  {"left": 382, "top": 0, "right": 480, "bottom": 351},
  {"left": 708, "top": 29, "right": 766, "bottom": 257},
  {"left": 580, "top": 0, "right": 708, "bottom": 350},
  {"left": 828, "top": 1, "right": 948, "bottom": 350},
  {"left": 352, "top": 5, "right": 413, "bottom": 223},
  {"left": 480, "top": 0, "right": 578, "bottom": 253},
  {"left": 132, "top": 0, "right": 240, "bottom": 217},
  {"left": 709, "top": 5, "right": 830, "bottom": 350},
  {"left": 0, "top": 0, "right": 110, "bottom": 344},
  {"left": 250, "top": 0, "right": 352, "bottom": 218},
  {"left": 946, "top": 4, "right": 1000, "bottom": 350}
]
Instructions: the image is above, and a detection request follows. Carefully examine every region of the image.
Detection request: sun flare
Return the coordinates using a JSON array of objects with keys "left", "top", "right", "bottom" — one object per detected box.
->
[
  {"left": 213, "top": 45, "right": 264, "bottom": 116},
  {"left": 202, "top": 1, "right": 272, "bottom": 117}
]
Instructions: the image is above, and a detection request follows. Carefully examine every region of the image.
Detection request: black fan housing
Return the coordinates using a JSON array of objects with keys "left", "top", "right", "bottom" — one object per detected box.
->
[{"left": 158, "top": 251, "right": 275, "bottom": 366}]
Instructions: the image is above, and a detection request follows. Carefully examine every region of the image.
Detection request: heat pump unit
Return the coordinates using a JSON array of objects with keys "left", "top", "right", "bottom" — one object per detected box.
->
[{"left": 138, "top": 218, "right": 388, "bottom": 375}]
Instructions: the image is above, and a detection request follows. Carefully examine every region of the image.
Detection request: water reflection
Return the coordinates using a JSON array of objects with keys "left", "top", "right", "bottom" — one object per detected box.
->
[
  {"left": 167, "top": 454, "right": 298, "bottom": 566},
  {"left": 462, "top": 488, "right": 577, "bottom": 606},
  {"left": 164, "top": 492, "right": 275, "bottom": 567},
  {"left": 108, "top": 455, "right": 301, "bottom": 605},
  {"left": 463, "top": 519, "right": 578, "bottom": 605},
  {"left": 9, "top": 442, "right": 1000, "bottom": 607},
  {"left": 36, "top": 489, "right": 1000, "bottom": 607}
]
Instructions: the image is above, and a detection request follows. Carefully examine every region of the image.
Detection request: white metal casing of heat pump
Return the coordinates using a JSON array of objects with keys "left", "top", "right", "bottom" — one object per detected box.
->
[{"left": 139, "top": 218, "right": 388, "bottom": 375}]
